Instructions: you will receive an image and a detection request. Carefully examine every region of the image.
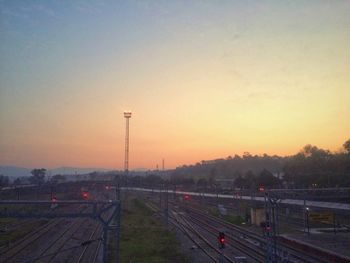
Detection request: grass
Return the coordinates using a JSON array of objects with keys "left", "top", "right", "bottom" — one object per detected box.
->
[
  {"left": 225, "top": 214, "right": 245, "bottom": 225},
  {"left": 0, "top": 218, "right": 16, "bottom": 225},
  {"left": 209, "top": 207, "right": 245, "bottom": 226},
  {"left": 0, "top": 204, "right": 50, "bottom": 248},
  {"left": 119, "top": 198, "right": 190, "bottom": 263},
  {"left": 0, "top": 219, "right": 48, "bottom": 247},
  {"left": 0, "top": 203, "right": 52, "bottom": 215}
]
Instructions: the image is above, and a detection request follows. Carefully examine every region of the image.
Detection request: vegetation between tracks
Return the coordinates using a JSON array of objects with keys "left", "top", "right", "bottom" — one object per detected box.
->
[
  {"left": 120, "top": 198, "right": 190, "bottom": 263},
  {"left": 209, "top": 208, "right": 245, "bottom": 226},
  {"left": 0, "top": 219, "right": 48, "bottom": 247}
]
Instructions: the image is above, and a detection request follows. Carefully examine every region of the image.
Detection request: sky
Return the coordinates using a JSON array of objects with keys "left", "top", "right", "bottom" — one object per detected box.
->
[{"left": 1, "top": 0, "right": 350, "bottom": 170}]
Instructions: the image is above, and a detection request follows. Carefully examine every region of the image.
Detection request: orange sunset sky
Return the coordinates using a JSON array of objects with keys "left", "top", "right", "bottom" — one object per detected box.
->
[{"left": 1, "top": 1, "right": 349, "bottom": 169}]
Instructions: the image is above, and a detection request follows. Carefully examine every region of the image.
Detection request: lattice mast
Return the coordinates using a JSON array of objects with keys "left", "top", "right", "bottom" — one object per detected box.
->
[{"left": 124, "top": 111, "right": 132, "bottom": 174}]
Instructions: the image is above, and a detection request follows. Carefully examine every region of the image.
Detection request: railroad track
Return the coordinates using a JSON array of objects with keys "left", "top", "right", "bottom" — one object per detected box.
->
[
  {"left": 145, "top": 199, "right": 239, "bottom": 262},
  {"left": 200, "top": 199, "right": 349, "bottom": 232},
  {"left": 0, "top": 202, "right": 110, "bottom": 263},
  {"left": 170, "top": 210, "right": 221, "bottom": 262},
  {"left": 144, "top": 197, "right": 335, "bottom": 263},
  {"left": 145, "top": 200, "right": 223, "bottom": 262},
  {"left": 0, "top": 203, "right": 89, "bottom": 262},
  {"left": 169, "top": 203, "right": 263, "bottom": 263},
  {"left": 34, "top": 218, "right": 94, "bottom": 263},
  {"left": 159, "top": 197, "right": 300, "bottom": 262},
  {"left": 39, "top": 202, "right": 115, "bottom": 263},
  {"left": 0, "top": 218, "right": 65, "bottom": 262},
  {"left": 180, "top": 202, "right": 332, "bottom": 263},
  {"left": 0, "top": 219, "right": 38, "bottom": 233},
  {"left": 76, "top": 223, "right": 103, "bottom": 263},
  {"left": 183, "top": 211, "right": 264, "bottom": 262}
]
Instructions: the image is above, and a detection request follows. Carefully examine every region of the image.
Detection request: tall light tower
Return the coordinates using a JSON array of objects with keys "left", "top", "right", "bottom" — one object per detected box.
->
[{"left": 124, "top": 111, "right": 132, "bottom": 175}]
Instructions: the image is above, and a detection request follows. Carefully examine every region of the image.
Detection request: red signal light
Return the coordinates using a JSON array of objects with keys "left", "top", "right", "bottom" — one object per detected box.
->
[
  {"left": 51, "top": 196, "right": 57, "bottom": 202},
  {"left": 184, "top": 194, "right": 190, "bottom": 200},
  {"left": 258, "top": 186, "right": 265, "bottom": 192},
  {"left": 82, "top": 191, "right": 88, "bottom": 199},
  {"left": 218, "top": 232, "right": 225, "bottom": 248},
  {"left": 266, "top": 226, "right": 271, "bottom": 231}
]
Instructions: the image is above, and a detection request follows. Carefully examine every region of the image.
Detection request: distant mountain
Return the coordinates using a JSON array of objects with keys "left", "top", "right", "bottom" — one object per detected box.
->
[
  {"left": 0, "top": 166, "right": 109, "bottom": 178},
  {"left": 133, "top": 167, "right": 148, "bottom": 172},
  {"left": 48, "top": 167, "right": 108, "bottom": 175},
  {"left": 0, "top": 166, "right": 31, "bottom": 178}
]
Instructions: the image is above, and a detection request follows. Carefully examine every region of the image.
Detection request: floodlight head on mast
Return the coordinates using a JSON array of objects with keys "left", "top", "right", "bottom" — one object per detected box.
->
[{"left": 124, "top": 111, "right": 132, "bottom": 118}]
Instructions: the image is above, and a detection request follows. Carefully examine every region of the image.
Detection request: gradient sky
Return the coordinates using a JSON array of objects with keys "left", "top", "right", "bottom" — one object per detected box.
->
[{"left": 1, "top": 0, "right": 350, "bottom": 169}]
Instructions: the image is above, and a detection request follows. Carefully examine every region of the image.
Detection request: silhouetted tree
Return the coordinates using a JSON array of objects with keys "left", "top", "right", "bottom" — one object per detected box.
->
[
  {"left": 0, "top": 174, "right": 9, "bottom": 187},
  {"left": 196, "top": 178, "right": 208, "bottom": 189},
  {"left": 51, "top": 174, "right": 66, "bottom": 184},
  {"left": 344, "top": 139, "right": 350, "bottom": 154},
  {"left": 170, "top": 139, "right": 350, "bottom": 189},
  {"left": 208, "top": 167, "right": 217, "bottom": 187},
  {"left": 89, "top": 171, "right": 98, "bottom": 181},
  {"left": 30, "top": 168, "right": 46, "bottom": 185},
  {"left": 233, "top": 175, "right": 246, "bottom": 189},
  {"left": 244, "top": 170, "right": 256, "bottom": 189},
  {"left": 256, "top": 169, "right": 279, "bottom": 188},
  {"left": 13, "top": 178, "right": 21, "bottom": 185},
  {"left": 145, "top": 174, "right": 164, "bottom": 186},
  {"left": 283, "top": 140, "right": 350, "bottom": 188}
]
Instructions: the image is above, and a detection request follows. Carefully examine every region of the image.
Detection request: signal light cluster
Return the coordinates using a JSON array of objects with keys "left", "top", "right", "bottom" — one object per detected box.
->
[
  {"left": 82, "top": 191, "right": 89, "bottom": 199},
  {"left": 218, "top": 232, "right": 225, "bottom": 249},
  {"left": 260, "top": 222, "right": 272, "bottom": 232}
]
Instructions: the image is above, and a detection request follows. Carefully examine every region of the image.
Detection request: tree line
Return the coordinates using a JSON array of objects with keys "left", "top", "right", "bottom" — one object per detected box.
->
[
  {"left": 1, "top": 139, "right": 349, "bottom": 190},
  {"left": 129, "top": 139, "right": 350, "bottom": 190}
]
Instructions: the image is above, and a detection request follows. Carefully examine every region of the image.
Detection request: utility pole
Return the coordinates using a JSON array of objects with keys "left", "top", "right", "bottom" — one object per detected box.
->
[
  {"left": 215, "top": 184, "right": 219, "bottom": 204},
  {"left": 265, "top": 192, "right": 273, "bottom": 262},
  {"left": 50, "top": 186, "right": 54, "bottom": 201},
  {"left": 265, "top": 191, "right": 280, "bottom": 263},
  {"left": 115, "top": 175, "right": 121, "bottom": 263},
  {"left": 173, "top": 184, "right": 177, "bottom": 200},
  {"left": 218, "top": 232, "right": 225, "bottom": 263},
  {"left": 162, "top": 160, "right": 168, "bottom": 227},
  {"left": 16, "top": 187, "right": 20, "bottom": 200},
  {"left": 159, "top": 184, "right": 162, "bottom": 207},
  {"left": 165, "top": 182, "right": 169, "bottom": 227},
  {"left": 305, "top": 207, "right": 310, "bottom": 235}
]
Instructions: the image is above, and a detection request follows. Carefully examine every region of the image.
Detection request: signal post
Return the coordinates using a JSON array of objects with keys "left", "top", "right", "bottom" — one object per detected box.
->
[{"left": 218, "top": 232, "right": 225, "bottom": 263}]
